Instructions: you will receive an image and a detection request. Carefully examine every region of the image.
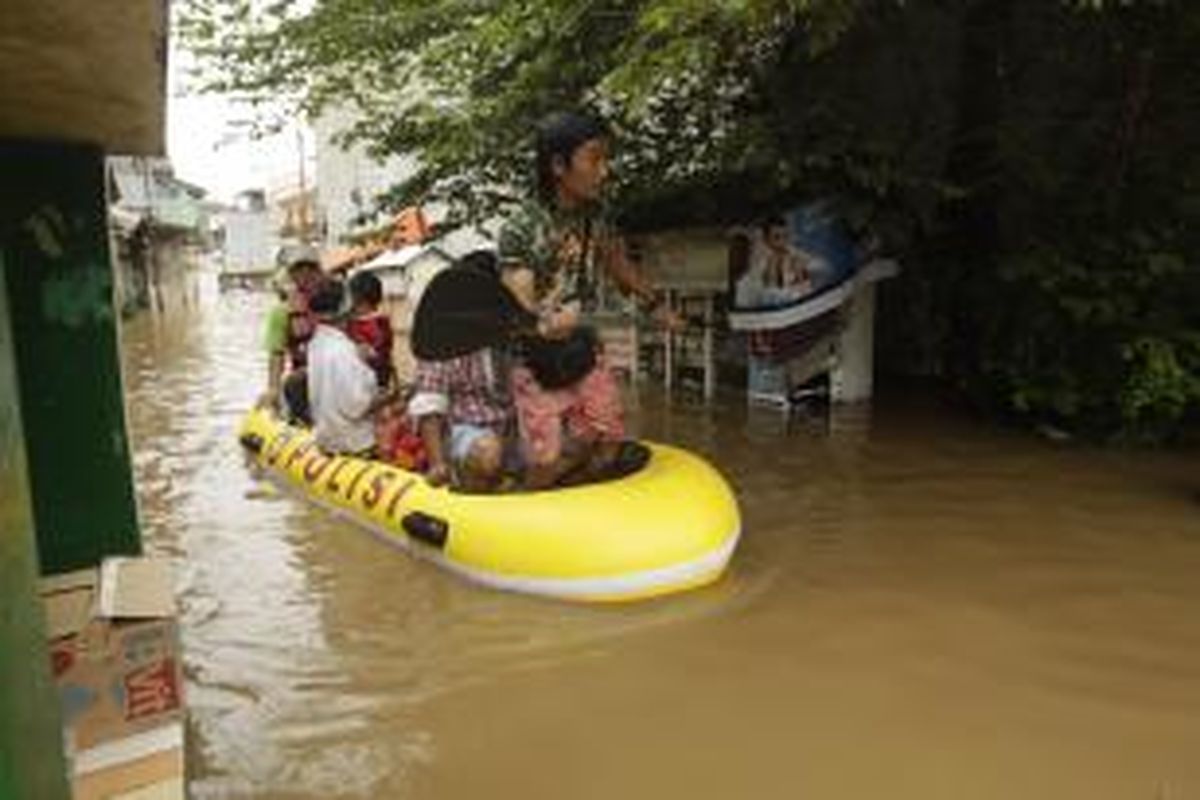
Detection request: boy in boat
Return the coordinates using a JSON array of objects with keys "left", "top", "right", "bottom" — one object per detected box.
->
[
  {"left": 345, "top": 270, "right": 396, "bottom": 389},
  {"left": 344, "top": 270, "right": 426, "bottom": 469},
  {"left": 408, "top": 252, "right": 517, "bottom": 492}
]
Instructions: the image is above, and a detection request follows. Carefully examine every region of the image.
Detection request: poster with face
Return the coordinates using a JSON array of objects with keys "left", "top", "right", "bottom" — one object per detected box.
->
[{"left": 731, "top": 202, "right": 861, "bottom": 311}]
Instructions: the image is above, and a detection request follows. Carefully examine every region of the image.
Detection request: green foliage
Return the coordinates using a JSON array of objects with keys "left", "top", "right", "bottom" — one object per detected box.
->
[
  {"left": 177, "top": 0, "right": 880, "bottom": 224},
  {"left": 179, "top": 0, "right": 1200, "bottom": 442},
  {"left": 971, "top": 234, "right": 1200, "bottom": 440},
  {"left": 1120, "top": 336, "right": 1200, "bottom": 437}
]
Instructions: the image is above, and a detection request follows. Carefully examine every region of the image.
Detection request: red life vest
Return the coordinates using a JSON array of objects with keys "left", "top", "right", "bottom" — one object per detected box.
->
[{"left": 345, "top": 313, "right": 395, "bottom": 387}]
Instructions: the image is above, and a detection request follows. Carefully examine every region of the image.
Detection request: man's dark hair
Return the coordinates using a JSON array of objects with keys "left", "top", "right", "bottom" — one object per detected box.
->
[
  {"left": 761, "top": 214, "right": 788, "bottom": 233},
  {"left": 308, "top": 278, "right": 345, "bottom": 316},
  {"left": 348, "top": 270, "right": 383, "bottom": 307},
  {"left": 534, "top": 111, "right": 608, "bottom": 202}
]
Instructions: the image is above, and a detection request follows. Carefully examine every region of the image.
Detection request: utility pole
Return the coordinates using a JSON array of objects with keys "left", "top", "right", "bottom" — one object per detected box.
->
[{"left": 296, "top": 125, "right": 311, "bottom": 245}]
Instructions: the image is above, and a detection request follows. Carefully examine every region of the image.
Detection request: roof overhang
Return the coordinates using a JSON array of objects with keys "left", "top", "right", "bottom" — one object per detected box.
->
[{"left": 0, "top": 0, "right": 167, "bottom": 153}]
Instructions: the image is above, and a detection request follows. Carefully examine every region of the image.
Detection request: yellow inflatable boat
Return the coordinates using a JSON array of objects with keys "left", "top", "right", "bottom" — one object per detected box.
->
[{"left": 238, "top": 409, "right": 740, "bottom": 602}]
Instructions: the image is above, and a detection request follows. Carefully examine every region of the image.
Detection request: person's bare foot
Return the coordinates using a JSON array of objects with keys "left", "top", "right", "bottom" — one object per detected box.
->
[{"left": 522, "top": 440, "right": 590, "bottom": 490}]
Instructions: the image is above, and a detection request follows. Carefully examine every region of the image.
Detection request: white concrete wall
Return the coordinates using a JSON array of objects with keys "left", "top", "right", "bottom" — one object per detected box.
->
[
  {"left": 221, "top": 209, "right": 272, "bottom": 273},
  {"left": 313, "top": 107, "right": 419, "bottom": 247}
]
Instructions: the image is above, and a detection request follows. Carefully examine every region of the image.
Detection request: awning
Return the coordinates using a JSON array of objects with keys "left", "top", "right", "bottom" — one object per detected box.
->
[
  {"left": 322, "top": 245, "right": 374, "bottom": 273},
  {"left": 0, "top": 0, "right": 166, "bottom": 153},
  {"left": 361, "top": 243, "right": 426, "bottom": 271}
]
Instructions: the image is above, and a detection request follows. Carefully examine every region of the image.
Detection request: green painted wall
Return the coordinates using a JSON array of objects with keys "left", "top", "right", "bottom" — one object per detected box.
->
[
  {"left": 0, "top": 140, "right": 141, "bottom": 574},
  {"left": 0, "top": 247, "right": 70, "bottom": 798}
]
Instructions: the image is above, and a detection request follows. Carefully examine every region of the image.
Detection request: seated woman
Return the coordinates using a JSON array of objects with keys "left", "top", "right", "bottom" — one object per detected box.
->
[{"left": 403, "top": 252, "right": 513, "bottom": 491}]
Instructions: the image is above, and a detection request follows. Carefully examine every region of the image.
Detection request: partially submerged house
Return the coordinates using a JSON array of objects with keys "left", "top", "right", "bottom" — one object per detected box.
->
[{"left": 107, "top": 156, "right": 209, "bottom": 314}]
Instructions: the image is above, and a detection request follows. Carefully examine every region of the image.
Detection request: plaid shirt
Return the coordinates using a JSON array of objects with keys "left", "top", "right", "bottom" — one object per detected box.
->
[{"left": 409, "top": 349, "right": 512, "bottom": 430}]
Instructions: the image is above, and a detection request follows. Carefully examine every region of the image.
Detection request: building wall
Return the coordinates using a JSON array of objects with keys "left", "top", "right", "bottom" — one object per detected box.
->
[
  {"left": 267, "top": 184, "right": 318, "bottom": 250},
  {"left": 0, "top": 215, "right": 71, "bottom": 800},
  {"left": 1, "top": 1, "right": 165, "bottom": 792},
  {"left": 106, "top": 156, "right": 209, "bottom": 315},
  {"left": 1, "top": 141, "right": 142, "bottom": 575},
  {"left": 313, "top": 106, "right": 418, "bottom": 247},
  {"left": 221, "top": 208, "right": 273, "bottom": 273}
]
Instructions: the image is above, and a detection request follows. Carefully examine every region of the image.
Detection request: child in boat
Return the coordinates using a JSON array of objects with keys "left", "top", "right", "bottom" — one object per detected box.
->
[
  {"left": 345, "top": 271, "right": 396, "bottom": 389},
  {"left": 344, "top": 270, "right": 426, "bottom": 469}
]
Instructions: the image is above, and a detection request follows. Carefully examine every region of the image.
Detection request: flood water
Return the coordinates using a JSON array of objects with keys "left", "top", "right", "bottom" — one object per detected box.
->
[{"left": 121, "top": 288, "right": 1200, "bottom": 799}]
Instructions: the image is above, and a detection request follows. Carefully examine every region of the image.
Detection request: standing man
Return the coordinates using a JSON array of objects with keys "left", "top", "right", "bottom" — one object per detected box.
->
[
  {"left": 498, "top": 111, "right": 683, "bottom": 489},
  {"left": 261, "top": 244, "right": 322, "bottom": 423}
]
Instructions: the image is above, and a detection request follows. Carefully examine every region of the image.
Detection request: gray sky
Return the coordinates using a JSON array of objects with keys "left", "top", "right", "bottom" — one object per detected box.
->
[{"left": 166, "top": 40, "right": 312, "bottom": 203}]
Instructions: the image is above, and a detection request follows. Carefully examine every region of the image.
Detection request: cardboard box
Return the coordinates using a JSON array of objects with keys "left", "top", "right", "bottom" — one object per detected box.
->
[
  {"left": 98, "top": 558, "right": 174, "bottom": 619},
  {"left": 72, "top": 730, "right": 184, "bottom": 800},
  {"left": 42, "top": 568, "right": 99, "bottom": 639},
  {"left": 40, "top": 558, "right": 185, "bottom": 800},
  {"left": 50, "top": 617, "right": 183, "bottom": 751}
]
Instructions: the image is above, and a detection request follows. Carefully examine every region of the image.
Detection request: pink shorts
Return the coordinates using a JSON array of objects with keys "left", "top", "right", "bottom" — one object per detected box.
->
[{"left": 511, "top": 354, "right": 625, "bottom": 466}]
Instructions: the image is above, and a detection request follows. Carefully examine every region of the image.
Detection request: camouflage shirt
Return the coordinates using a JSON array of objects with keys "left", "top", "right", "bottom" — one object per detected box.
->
[{"left": 496, "top": 197, "right": 617, "bottom": 313}]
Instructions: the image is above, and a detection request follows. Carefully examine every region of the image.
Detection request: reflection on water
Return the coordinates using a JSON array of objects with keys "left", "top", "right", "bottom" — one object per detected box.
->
[{"left": 121, "top": 287, "right": 1200, "bottom": 799}]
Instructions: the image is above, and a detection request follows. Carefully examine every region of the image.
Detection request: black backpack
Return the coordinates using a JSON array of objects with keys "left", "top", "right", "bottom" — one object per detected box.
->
[{"left": 524, "top": 326, "right": 599, "bottom": 389}]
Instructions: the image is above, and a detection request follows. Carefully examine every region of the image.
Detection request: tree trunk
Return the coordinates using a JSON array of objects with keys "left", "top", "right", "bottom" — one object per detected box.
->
[{"left": 939, "top": 0, "right": 1014, "bottom": 388}]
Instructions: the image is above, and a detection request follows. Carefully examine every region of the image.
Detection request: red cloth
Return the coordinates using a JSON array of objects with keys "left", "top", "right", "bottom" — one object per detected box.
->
[
  {"left": 346, "top": 313, "right": 395, "bottom": 387},
  {"left": 375, "top": 403, "right": 427, "bottom": 470},
  {"left": 511, "top": 354, "right": 624, "bottom": 467}
]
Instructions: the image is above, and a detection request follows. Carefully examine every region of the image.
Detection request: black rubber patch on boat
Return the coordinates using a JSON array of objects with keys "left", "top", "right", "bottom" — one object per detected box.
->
[
  {"left": 239, "top": 433, "right": 265, "bottom": 454},
  {"left": 609, "top": 441, "right": 651, "bottom": 479},
  {"left": 403, "top": 512, "right": 449, "bottom": 549}
]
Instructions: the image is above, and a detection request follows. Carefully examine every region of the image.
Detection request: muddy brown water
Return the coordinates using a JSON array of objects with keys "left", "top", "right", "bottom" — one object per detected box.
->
[{"left": 120, "top": 288, "right": 1200, "bottom": 799}]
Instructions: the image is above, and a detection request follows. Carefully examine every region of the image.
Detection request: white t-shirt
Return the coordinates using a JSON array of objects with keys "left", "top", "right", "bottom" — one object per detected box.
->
[{"left": 307, "top": 324, "right": 378, "bottom": 454}]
